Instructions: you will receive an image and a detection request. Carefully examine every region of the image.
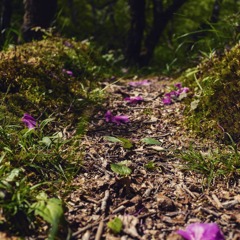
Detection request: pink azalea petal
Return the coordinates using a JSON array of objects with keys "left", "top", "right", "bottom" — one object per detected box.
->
[
  {"left": 129, "top": 80, "right": 151, "bottom": 87},
  {"left": 180, "top": 87, "right": 190, "bottom": 93},
  {"left": 177, "top": 223, "right": 225, "bottom": 240},
  {"left": 105, "top": 110, "right": 113, "bottom": 122},
  {"left": 105, "top": 111, "right": 129, "bottom": 125},
  {"left": 174, "top": 82, "right": 182, "bottom": 89},
  {"left": 124, "top": 96, "right": 144, "bottom": 104},
  {"left": 21, "top": 113, "right": 37, "bottom": 129},
  {"left": 112, "top": 115, "right": 129, "bottom": 125},
  {"left": 63, "top": 69, "right": 73, "bottom": 76},
  {"left": 162, "top": 96, "right": 172, "bottom": 105}
]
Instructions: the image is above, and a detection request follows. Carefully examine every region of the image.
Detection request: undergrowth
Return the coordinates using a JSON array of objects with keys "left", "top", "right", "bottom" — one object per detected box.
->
[
  {"left": 0, "top": 36, "right": 111, "bottom": 238},
  {"left": 181, "top": 142, "right": 240, "bottom": 186}
]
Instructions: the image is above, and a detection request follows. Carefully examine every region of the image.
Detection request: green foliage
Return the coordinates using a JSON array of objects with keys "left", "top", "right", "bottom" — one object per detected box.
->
[
  {"left": 110, "top": 163, "right": 132, "bottom": 176},
  {"left": 144, "top": 161, "right": 157, "bottom": 171},
  {"left": 107, "top": 217, "right": 123, "bottom": 234},
  {"left": 31, "top": 192, "right": 63, "bottom": 240},
  {"left": 181, "top": 43, "right": 240, "bottom": 141},
  {"left": 0, "top": 109, "right": 82, "bottom": 236},
  {"left": 104, "top": 136, "right": 133, "bottom": 149},
  {"left": 181, "top": 145, "right": 240, "bottom": 186},
  {"left": 141, "top": 137, "right": 162, "bottom": 145}
]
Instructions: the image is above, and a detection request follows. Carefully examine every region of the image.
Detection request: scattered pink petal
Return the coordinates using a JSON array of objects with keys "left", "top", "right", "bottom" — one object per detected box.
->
[
  {"left": 105, "top": 111, "right": 129, "bottom": 125},
  {"left": 174, "top": 82, "right": 182, "bottom": 89},
  {"left": 162, "top": 83, "right": 190, "bottom": 104},
  {"left": 112, "top": 115, "right": 129, "bottom": 125},
  {"left": 63, "top": 69, "right": 73, "bottom": 76},
  {"left": 177, "top": 223, "right": 225, "bottom": 240},
  {"left": 129, "top": 80, "right": 151, "bottom": 87},
  {"left": 179, "top": 87, "right": 190, "bottom": 93},
  {"left": 165, "top": 91, "right": 179, "bottom": 97},
  {"left": 162, "top": 96, "right": 172, "bottom": 105},
  {"left": 124, "top": 96, "right": 144, "bottom": 104},
  {"left": 105, "top": 110, "right": 113, "bottom": 122},
  {"left": 21, "top": 113, "right": 37, "bottom": 129}
]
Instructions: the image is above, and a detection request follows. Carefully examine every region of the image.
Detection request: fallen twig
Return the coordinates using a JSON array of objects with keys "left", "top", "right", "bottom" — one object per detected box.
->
[{"left": 95, "top": 221, "right": 104, "bottom": 240}]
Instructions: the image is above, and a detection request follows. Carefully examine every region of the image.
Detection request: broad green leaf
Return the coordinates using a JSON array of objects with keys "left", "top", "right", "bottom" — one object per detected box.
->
[
  {"left": 107, "top": 217, "right": 123, "bottom": 234},
  {"left": 104, "top": 136, "right": 122, "bottom": 143},
  {"left": 104, "top": 136, "right": 133, "bottom": 149},
  {"left": 31, "top": 192, "right": 63, "bottom": 240},
  {"left": 141, "top": 137, "right": 161, "bottom": 145},
  {"left": 110, "top": 163, "right": 132, "bottom": 176},
  {"left": 117, "top": 137, "right": 133, "bottom": 149}
]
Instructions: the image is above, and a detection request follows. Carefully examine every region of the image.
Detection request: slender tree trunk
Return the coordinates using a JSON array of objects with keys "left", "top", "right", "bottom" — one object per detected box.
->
[
  {"left": 140, "top": 0, "right": 187, "bottom": 66},
  {"left": 210, "top": 0, "right": 223, "bottom": 23},
  {"left": 21, "top": 0, "right": 57, "bottom": 42},
  {"left": 189, "top": 0, "right": 223, "bottom": 48},
  {"left": 67, "top": 0, "right": 77, "bottom": 25},
  {"left": 126, "top": 0, "right": 145, "bottom": 66},
  {"left": 0, "top": 0, "right": 12, "bottom": 46}
]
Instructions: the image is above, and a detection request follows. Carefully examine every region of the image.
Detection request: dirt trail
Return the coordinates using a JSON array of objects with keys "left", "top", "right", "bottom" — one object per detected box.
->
[{"left": 65, "top": 77, "right": 240, "bottom": 240}]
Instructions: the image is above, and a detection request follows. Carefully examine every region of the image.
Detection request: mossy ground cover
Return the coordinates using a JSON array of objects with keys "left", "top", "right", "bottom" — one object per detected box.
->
[
  {"left": 0, "top": 37, "right": 111, "bottom": 238},
  {"left": 181, "top": 43, "right": 240, "bottom": 142}
]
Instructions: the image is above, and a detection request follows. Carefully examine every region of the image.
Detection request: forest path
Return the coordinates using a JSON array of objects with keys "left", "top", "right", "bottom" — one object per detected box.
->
[{"left": 65, "top": 76, "right": 240, "bottom": 240}]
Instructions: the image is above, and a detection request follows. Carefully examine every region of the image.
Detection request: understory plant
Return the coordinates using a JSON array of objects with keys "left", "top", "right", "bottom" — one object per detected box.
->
[{"left": 0, "top": 109, "right": 82, "bottom": 238}]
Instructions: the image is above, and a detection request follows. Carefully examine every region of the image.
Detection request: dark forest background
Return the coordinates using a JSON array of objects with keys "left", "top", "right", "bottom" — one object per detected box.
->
[{"left": 1, "top": 0, "right": 240, "bottom": 71}]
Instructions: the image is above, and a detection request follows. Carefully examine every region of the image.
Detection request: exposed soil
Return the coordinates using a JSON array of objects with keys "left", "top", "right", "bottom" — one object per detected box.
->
[{"left": 65, "top": 77, "right": 240, "bottom": 240}]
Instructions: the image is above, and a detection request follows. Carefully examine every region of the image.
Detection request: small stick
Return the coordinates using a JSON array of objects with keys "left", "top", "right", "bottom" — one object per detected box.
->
[
  {"left": 222, "top": 199, "right": 239, "bottom": 209},
  {"left": 82, "top": 231, "right": 91, "bottom": 240},
  {"left": 101, "top": 190, "right": 110, "bottom": 214},
  {"left": 182, "top": 184, "right": 196, "bottom": 199},
  {"left": 72, "top": 217, "right": 110, "bottom": 237},
  {"left": 200, "top": 207, "right": 220, "bottom": 217},
  {"left": 95, "top": 221, "right": 104, "bottom": 240},
  {"left": 211, "top": 194, "right": 223, "bottom": 209},
  {"left": 112, "top": 205, "right": 126, "bottom": 214},
  {"left": 93, "top": 164, "right": 115, "bottom": 176},
  {"left": 138, "top": 212, "right": 157, "bottom": 219}
]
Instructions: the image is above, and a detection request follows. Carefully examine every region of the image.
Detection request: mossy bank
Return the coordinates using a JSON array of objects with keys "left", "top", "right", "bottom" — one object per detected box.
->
[
  {"left": 0, "top": 37, "right": 109, "bottom": 128},
  {"left": 182, "top": 43, "right": 240, "bottom": 142}
]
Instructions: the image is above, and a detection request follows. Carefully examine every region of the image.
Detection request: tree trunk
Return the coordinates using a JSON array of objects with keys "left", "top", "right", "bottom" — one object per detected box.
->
[
  {"left": 0, "top": 0, "right": 12, "bottom": 46},
  {"left": 210, "top": 0, "right": 223, "bottom": 23},
  {"left": 21, "top": 0, "right": 57, "bottom": 42},
  {"left": 140, "top": 0, "right": 188, "bottom": 66},
  {"left": 126, "top": 0, "right": 145, "bottom": 66}
]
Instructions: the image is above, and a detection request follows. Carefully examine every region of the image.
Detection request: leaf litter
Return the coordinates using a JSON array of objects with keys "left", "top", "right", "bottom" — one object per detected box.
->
[{"left": 65, "top": 76, "right": 240, "bottom": 239}]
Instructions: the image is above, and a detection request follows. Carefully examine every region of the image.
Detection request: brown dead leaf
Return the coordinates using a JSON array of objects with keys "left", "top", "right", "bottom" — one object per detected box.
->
[
  {"left": 119, "top": 215, "right": 141, "bottom": 239},
  {"left": 156, "top": 193, "right": 176, "bottom": 211}
]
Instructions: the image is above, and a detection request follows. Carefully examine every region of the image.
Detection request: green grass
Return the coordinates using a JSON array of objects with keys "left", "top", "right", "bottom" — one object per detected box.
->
[
  {"left": 0, "top": 108, "right": 84, "bottom": 238},
  {"left": 180, "top": 142, "right": 240, "bottom": 186}
]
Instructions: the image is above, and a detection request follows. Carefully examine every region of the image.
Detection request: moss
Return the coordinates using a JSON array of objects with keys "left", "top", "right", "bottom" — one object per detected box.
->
[
  {"left": 182, "top": 43, "right": 240, "bottom": 142},
  {"left": 0, "top": 37, "right": 109, "bottom": 127}
]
